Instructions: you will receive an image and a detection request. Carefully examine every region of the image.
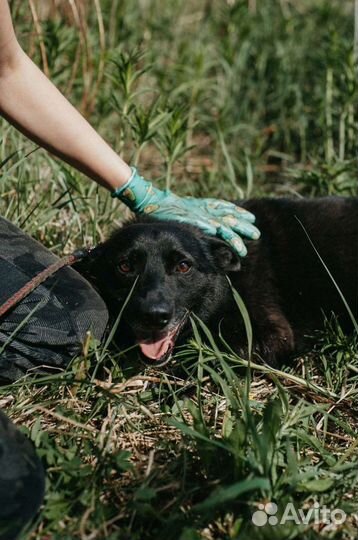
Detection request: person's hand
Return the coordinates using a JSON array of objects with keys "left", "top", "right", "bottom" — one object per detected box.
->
[{"left": 112, "top": 168, "right": 260, "bottom": 257}]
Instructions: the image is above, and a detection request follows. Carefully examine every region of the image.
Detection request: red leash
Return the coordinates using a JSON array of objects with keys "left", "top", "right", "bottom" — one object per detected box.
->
[{"left": 0, "top": 248, "right": 95, "bottom": 319}]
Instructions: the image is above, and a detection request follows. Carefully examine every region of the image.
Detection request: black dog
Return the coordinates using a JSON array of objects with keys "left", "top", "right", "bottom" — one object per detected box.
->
[{"left": 77, "top": 197, "right": 358, "bottom": 365}]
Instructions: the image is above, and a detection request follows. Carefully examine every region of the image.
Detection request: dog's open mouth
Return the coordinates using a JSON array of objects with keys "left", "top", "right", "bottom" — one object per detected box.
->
[{"left": 137, "top": 312, "right": 189, "bottom": 366}]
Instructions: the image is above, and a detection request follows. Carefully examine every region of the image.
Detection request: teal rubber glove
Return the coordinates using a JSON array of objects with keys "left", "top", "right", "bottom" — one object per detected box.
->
[{"left": 112, "top": 167, "right": 260, "bottom": 257}]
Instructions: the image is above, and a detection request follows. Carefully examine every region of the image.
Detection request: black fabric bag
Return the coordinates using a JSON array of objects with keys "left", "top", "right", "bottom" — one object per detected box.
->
[{"left": 0, "top": 217, "right": 108, "bottom": 382}]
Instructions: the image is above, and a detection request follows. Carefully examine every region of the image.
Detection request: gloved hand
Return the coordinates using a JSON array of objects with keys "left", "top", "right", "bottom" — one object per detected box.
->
[{"left": 112, "top": 167, "right": 260, "bottom": 257}]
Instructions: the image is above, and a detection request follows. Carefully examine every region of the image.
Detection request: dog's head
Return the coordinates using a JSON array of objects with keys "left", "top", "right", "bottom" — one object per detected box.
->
[{"left": 89, "top": 219, "right": 240, "bottom": 365}]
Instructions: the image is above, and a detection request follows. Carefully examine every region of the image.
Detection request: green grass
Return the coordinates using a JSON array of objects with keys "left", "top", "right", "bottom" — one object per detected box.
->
[{"left": 1, "top": 1, "right": 358, "bottom": 538}]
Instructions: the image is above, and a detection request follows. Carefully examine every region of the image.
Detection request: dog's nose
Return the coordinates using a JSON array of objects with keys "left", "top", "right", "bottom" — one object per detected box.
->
[{"left": 142, "top": 305, "right": 172, "bottom": 328}]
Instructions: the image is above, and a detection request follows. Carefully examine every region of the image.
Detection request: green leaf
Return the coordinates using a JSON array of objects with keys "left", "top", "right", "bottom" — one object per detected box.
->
[
  {"left": 179, "top": 528, "right": 201, "bottom": 540},
  {"left": 134, "top": 486, "right": 157, "bottom": 502},
  {"left": 193, "top": 477, "right": 270, "bottom": 512},
  {"left": 297, "top": 478, "right": 335, "bottom": 492}
]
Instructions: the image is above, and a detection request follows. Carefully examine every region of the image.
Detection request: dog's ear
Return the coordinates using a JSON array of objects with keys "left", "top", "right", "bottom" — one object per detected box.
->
[{"left": 209, "top": 238, "right": 241, "bottom": 272}]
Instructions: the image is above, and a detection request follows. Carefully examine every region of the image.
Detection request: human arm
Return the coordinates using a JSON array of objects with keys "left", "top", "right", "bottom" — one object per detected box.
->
[
  {"left": 0, "top": 0, "right": 132, "bottom": 190},
  {"left": 0, "top": 0, "right": 260, "bottom": 256}
]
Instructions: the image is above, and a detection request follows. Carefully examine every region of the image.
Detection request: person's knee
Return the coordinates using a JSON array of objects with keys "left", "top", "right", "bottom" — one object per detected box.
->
[{"left": 0, "top": 410, "right": 45, "bottom": 540}]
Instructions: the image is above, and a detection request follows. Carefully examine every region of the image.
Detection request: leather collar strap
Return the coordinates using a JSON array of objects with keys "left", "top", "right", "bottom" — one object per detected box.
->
[{"left": 0, "top": 247, "right": 96, "bottom": 319}]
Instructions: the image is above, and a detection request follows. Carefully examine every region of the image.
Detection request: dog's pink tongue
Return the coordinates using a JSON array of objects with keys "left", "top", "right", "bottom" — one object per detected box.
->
[{"left": 139, "top": 335, "right": 173, "bottom": 361}]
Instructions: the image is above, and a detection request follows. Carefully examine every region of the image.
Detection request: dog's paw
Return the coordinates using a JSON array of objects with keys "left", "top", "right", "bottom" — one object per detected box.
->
[{"left": 255, "top": 315, "right": 295, "bottom": 365}]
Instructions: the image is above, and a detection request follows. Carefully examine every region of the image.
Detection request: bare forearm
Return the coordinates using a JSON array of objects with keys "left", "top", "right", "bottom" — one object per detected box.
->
[{"left": 0, "top": 49, "right": 131, "bottom": 190}]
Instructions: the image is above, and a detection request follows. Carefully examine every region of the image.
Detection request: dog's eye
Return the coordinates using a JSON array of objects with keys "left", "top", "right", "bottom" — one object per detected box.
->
[
  {"left": 176, "top": 260, "right": 192, "bottom": 274},
  {"left": 118, "top": 260, "right": 132, "bottom": 274}
]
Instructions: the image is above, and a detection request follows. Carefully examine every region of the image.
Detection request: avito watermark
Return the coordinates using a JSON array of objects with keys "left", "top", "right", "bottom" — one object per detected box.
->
[{"left": 252, "top": 501, "right": 346, "bottom": 527}]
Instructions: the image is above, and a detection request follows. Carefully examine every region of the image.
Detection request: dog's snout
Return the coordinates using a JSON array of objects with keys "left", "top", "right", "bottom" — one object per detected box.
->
[{"left": 142, "top": 303, "right": 172, "bottom": 328}]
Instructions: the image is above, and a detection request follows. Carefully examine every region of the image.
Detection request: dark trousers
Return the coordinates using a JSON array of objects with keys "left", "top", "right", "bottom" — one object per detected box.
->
[{"left": 0, "top": 217, "right": 108, "bottom": 382}]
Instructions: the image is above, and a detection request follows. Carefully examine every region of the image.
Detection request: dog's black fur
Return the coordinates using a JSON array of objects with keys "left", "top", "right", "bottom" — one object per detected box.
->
[{"left": 76, "top": 197, "right": 358, "bottom": 364}]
